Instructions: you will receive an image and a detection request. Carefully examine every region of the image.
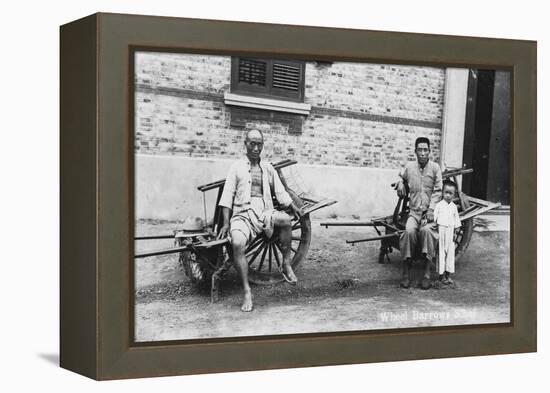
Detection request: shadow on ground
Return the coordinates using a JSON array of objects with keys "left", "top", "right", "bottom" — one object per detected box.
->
[{"left": 38, "top": 353, "right": 59, "bottom": 366}]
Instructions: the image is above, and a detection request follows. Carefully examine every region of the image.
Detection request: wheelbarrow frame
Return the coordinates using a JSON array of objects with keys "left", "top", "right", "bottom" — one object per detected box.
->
[
  {"left": 321, "top": 166, "right": 501, "bottom": 264},
  {"left": 135, "top": 159, "right": 337, "bottom": 301}
]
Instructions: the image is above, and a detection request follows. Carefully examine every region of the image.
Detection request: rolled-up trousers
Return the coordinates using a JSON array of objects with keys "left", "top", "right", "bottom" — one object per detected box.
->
[{"left": 399, "top": 216, "right": 438, "bottom": 262}]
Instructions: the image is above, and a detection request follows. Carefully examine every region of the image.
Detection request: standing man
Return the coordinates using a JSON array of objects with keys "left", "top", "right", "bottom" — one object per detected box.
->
[
  {"left": 217, "top": 129, "right": 303, "bottom": 312},
  {"left": 395, "top": 137, "right": 442, "bottom": 290}
]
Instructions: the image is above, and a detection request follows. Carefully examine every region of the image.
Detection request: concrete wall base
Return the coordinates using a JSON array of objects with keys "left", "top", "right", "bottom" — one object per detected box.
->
[{"left": 135, "top": 154, "right": 401, "bottom": 221}]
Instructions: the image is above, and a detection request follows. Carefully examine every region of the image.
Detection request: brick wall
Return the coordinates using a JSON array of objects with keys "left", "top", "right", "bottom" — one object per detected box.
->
[{"left": 135, "top": 52, "right": 445, "bottom": 169}]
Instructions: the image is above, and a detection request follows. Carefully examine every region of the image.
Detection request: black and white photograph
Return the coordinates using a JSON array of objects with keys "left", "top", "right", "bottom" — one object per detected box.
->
[
  {"left": 4, "top": 0, "right": 547, "bottom": 387},
  {"left": 133, "top": 51, "right": 511, "bottom": 342}
]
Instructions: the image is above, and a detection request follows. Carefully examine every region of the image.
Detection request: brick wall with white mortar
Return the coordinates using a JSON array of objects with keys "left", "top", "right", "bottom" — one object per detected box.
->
[{"left": 134, "top": 52, "right": 445, "bottom": 169}]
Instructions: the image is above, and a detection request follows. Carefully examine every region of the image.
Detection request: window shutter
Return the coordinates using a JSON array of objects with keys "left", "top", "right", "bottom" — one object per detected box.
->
[
  {"left": 272, "top": 63, "right": 301, "bottom": 91},
  {"left": 238, "top": 58, "right": 267, "bottom": 87},
  {"left": 231, "top": 57, "right": 305, "bottom": 102}
]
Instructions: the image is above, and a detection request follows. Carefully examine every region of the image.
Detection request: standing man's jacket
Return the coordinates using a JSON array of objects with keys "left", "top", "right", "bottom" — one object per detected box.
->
[{"left": 398, "top": 160, "right": 443, "bottom": 221}]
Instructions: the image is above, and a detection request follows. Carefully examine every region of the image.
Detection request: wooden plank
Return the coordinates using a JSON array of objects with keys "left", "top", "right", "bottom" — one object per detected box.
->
[
  {"left": 442, "top": 167, "right": 474, "bottom": 178},
  {"left": 466, "top": 195, "right": 494, "bottom": 207},
  {"left": 460, "top": 202, "right": 501, "bottom": 221},
  {"left": 302, "top": 199, "right": 337, "bottom": 215},
  {"left": 195, "top": 238, "right": 229, "bottom": 248}
]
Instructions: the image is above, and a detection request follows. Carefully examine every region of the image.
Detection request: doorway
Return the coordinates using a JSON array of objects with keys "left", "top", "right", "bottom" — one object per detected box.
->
[{"left": 462, "top": 69, "right": 510, "bottom": 205}]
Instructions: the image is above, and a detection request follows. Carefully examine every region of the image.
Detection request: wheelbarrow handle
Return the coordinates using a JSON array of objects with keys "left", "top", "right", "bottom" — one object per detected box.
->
[
  {"left": 135, "top": 238, "right": 229, "bottom": 259},
  {"left": 345, "top": 232, "right": 402, "bottom": 245}
]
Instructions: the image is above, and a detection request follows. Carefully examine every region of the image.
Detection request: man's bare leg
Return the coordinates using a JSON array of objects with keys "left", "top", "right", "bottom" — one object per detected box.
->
[
  {"left": 273, "top": 212, "right": 297, "bottom": 284},
  {"left": 231, "top": 232, "right": 253, "bottom": 311}
]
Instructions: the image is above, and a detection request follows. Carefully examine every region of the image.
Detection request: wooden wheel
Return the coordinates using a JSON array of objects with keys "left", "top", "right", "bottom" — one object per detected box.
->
[
  {"left": 177, "top": 236, "right": 220, "bottom": 286},
  {"left": 454, "top": 191, "right": 473, "bottom": 262},
  {"left": 180, "top": 249, "right": 214, "bottom": 286},
  {"left": 246, "top": 190, "right": 311, "bottom": 285}
]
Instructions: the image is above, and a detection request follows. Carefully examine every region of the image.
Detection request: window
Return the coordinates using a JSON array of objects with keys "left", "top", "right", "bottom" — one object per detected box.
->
[{"left": 231, "top": 57, "right": 306, "bottom": 102}]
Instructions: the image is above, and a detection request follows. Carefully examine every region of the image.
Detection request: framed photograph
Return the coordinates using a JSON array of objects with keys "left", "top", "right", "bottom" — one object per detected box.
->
[{"left": 60, "top": 13, "right": 536, "bottom": 380}]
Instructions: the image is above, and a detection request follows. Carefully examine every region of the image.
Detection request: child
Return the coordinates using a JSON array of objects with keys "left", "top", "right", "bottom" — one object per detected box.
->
[{"left": 434, "top": 179, "right": 462, "bottom": 284}]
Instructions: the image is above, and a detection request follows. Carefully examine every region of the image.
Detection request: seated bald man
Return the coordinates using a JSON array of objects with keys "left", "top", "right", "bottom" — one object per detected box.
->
[{"left": 217, "top": 129, "right": 303, "bottom": 312}]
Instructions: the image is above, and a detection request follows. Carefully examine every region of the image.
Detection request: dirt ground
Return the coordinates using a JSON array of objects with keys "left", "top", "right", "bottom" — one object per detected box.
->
[{"left": 134, "top": 217, "right": 510, "bottom": 342}]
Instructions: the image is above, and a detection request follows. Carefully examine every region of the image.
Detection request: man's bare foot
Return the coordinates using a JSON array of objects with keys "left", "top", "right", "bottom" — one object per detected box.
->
[
  {"left": 241, "top": 290, "right": 253, "bottom": 312},
  {"left": 282, "top": 263, "right": 298, "bottom": 285}
]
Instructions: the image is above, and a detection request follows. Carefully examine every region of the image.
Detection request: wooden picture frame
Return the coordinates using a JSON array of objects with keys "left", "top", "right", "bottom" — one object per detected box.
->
[{"left": 60, "top": 12, "right": 536, "bottom": 380}]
